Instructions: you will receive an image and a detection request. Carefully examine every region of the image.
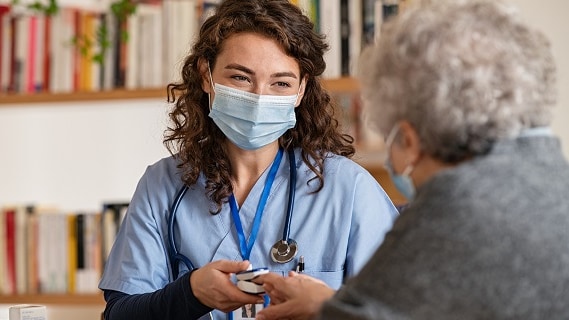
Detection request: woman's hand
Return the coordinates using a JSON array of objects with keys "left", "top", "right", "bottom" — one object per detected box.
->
[
  {"left": 189, "top": 260, "right": 264, "bottom": 312},
  {"left": 255, "top": 271, "right": 336, "bottom": 320}
]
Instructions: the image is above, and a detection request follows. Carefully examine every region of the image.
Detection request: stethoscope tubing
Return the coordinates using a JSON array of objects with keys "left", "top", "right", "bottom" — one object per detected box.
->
[
  {"left": 168, "top": 184, "right": 194, "bottom": 277},
  {"left": 168, "top": 148, "right": 297, "bottom": 279},
  {"left": 282, "top": 148, "right": 296, "bottom": 241}
]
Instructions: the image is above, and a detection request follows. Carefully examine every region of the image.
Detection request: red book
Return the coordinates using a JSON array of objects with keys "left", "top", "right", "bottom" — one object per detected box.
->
[
  {"left": 0, "top": 5, "right": 10, "bottom": 91},
  {"left": 5, "top": 208, "right": 16, "bottom": 295},
  {"left": 26, "top": 15, "right": 37, "bottom": 93},
  {"left": 43, "top": 15, "right": 51, "bottom": 91},
  {"left": 114, "top": 17, "right": 127, "bottom": 88}
]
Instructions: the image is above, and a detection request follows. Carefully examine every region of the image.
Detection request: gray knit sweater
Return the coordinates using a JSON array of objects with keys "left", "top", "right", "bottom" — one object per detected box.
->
[{"left": 318, "top": 135, "right": 569, "bottom": 320}]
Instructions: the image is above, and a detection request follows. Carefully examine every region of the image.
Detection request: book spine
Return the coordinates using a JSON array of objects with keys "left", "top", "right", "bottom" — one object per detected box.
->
[
  {"left": 72, "top": 9, "right": 81, "bottom": 91},
  {"left": 5, "top": 208, "right": 16, "bottom": 294},
  {"left": 7, "top": 14, "right": 16, "bottom": 92},
  {"left": 340, "top": 0, "right": 350, "bottom": 76},
  {"left": 0, "top": 208, "right": 5, "bottom": 294},
  {"left": 115, "top": 17, "right": 127, "bottom": 88},
  {"left": 26, "top": 207, "right": 39, "bottom": 294},
  {"left": 32, "top": 15, "right": 45, "bottom": 92},
  {"left": 348, "top": 0, "right": 362, "bottom": 76},
  {"left": 14, "top": 15, "right": 30, "bottom": 93},
  {"left": 0, "top": 5, "right": 8, "bottom": 92},
  {"left": 15, "top": 206, "right": 29, "bottom": 294},
  {"left": 67, "top": 214, "right": 77, "bottom": 293},
  {"left": 319, "top": 0, "right": 341, "bottom": 78},
  {"left": 43, "top": 15, "right": 50, "bottom": 92}
]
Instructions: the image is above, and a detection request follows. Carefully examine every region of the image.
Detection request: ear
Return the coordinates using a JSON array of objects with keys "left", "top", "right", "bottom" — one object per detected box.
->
[
  {"left": 398, "top": 120, "right": 422, "bottom": 166},
  {"left": 198, "top": 58, "right": 213, "bottom": 94},
  {"left": 294, "top": 76, "right": 308, "bottom": 107}
]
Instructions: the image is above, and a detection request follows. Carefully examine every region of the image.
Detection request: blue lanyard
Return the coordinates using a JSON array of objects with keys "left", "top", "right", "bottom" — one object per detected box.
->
[{"left": 229, "top": 148, "right": 284, "bottom": 260}]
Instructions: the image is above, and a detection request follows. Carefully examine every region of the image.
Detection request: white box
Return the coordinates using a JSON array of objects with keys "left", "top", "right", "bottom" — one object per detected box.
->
[{"left": 8, "top": 305, "right": 47, "bottom": 320}]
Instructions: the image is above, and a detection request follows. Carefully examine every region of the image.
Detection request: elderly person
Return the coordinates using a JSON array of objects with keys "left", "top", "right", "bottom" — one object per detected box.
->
[{"left": 255, "top": 0, "right": 569, "bottom": 319}]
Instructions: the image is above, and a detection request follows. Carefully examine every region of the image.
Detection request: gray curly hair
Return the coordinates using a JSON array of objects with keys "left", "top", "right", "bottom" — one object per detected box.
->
[{"left": 359, "top": 0, "right": 557, "bottom": 163}]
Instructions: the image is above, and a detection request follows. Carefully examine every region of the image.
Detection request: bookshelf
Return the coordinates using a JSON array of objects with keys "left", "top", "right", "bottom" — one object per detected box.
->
[
  {"left": 0, "top": 75, "right": 404, "bottom": 308},
  {"left": 0, "top": 294, "right": 104, "bottom": 306},
  {"left": 0, "top": 0, "right": 405, "bottom": 313},
  {"left": 0, "top": 75, "right": 405, "bottom": 204},
  {"left": 0, "top": 88, "right": 165, "bottom": 105},
  {"left": 0, "top": 77, "right": 360, "bottom": 106}
]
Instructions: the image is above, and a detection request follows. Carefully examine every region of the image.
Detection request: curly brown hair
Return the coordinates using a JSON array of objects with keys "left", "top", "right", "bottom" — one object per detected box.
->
[{"left": 164, "top": 0, "right": 354, "bottom": 213}]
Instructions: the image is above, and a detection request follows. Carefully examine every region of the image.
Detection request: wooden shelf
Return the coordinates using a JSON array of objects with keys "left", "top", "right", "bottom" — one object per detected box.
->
[
  {"left": 321, "top": 77, "right": 360, "bottom": 93},
  {"left": 0, "top": 293, "right": 104, "bottom": 305},
  {"left": 0, "top": 77, "right": 360, "bottom": 106},
  {"left": 0, "top": 88, "right": 167, "bottom": 105}
]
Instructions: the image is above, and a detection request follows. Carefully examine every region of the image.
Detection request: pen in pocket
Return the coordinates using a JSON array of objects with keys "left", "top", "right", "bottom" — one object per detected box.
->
[{"left": 295, "top": 255, "right": 305, "bottom": 273}]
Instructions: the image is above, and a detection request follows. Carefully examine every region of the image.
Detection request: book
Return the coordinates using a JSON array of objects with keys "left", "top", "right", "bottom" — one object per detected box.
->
[
  {"left": 0, "top": 207, "right": 6, "bottom": 293},
  {"left": 319, "top": 0, "right": 341, "bottom": 78},
  {"left": 75, "top": 212, "right": 102, "bottom": 293},
  {"left": 348, "top": 0, "right": 362, "bottom": 75},
  {"left": 162, "top": 0, "right": 198, "bottom": 84},
  {"left": 5, "top": 207, "right": 16, "bottom": 294},
  {"left": 382, "top": 0, "right": 399, "bottom": 23},
  {"left": 113, "top": 15, "right": 127, "bottom": 87},
  {"left": 362, "top": 0, "right": 376, "bottom": 45},
  {"left": 8, "top": 304, "right": 47, "bottom": 320},
  {"left": 14, "top": 205, "right": 29, "bottom": 294},
  {"left": 72, "top": 9, "right": 81, "bottom": 91},
  {"left": 199, "top": 0, "right": 220, "bottom": 26},
  {"left": 124, "top": 11, "right": 139, "bottom": 89},
  {"left": 67, "top": 214, "right": 77, "bottom": 293},
  {"left": 42, "top": 14, "right": 51, "bottom": 92},
  {"left": 0, "top": 4, "right": 10, "bottom": 92},
  {"left": 340, "top": 0, "right": 350, "bottom": 76},
  {"left": 137, "top": 2, "right": 163, "bottom": 89},
  {"left": 79, "top": 11, "right": 94, "bottom": 91},
  {"left": 26, "top": 206, "right": 39, "bottom": 294},
  {"left": 101, "top": 11, "right": 117, "bottom": 91},
  {"left": 101, "top": 202, "right": 128, "bottom": 265},
  {"left": 37, "top": 210, "right": 68, "bottom": 293},
  {"left": 14, "top": 14, "right": 30, "bottom": 93},
  {"left": 27, "top": 15, "right": 39, "bottom": 92},
  {"left": 48, "top": 8, "right": 73, "bottom": 93}
]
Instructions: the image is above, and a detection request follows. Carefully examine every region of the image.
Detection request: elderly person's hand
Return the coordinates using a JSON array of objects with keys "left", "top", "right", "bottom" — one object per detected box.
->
[{"left": 254, "top": 271, "right": 336, "bottom": 320}]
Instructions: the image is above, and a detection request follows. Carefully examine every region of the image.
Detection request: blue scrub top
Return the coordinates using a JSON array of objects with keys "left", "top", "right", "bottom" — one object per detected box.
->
[{"left": 99, "top": 148, "right": 398, "bottom": 318}]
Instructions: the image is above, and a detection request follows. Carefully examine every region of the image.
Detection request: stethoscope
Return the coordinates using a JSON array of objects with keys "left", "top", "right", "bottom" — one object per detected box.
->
[{"left": 168, "top": 148, "right": 298, "bottom": 280}]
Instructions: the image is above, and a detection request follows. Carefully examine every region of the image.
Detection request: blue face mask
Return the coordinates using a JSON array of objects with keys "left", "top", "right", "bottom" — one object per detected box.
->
[
  {"left": 208, "top": 83, "right": 299, "bottom": 150},
  {"left": 384, "top": 125, "right": 416, "bottom": 201}
]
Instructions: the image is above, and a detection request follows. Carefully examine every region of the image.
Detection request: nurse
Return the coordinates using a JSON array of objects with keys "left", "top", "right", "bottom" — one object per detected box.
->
[{"left": 98, "top": 0, "right": 398, "bottom": 319}]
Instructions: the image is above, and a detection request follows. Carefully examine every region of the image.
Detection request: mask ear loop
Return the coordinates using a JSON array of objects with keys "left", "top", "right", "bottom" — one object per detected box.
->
[
  {"left": 385, "top": 124, "right": 416, "bottom": 177},
  {"left": 207, "top": 62, "right": 216, "bottom": 110},
  {"left": 384, "top": 124, "right": 400, "bottom": 170},
  {"left": 385, "top": 124, "right": 400, "bottom": 150}
]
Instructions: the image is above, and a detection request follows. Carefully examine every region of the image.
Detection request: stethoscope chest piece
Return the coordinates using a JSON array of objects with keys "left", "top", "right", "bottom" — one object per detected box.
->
[{"left": 270, "top": 239, "right": 298, "bottom": 263}]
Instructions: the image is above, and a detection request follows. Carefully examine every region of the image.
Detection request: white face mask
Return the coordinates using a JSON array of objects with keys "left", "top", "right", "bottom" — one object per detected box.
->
[
  {"left": 208, "top": 83, "right": 299, "bottom": 150},
  {"left": 384, "top": 124, "right": 416, "bottom": 201}
]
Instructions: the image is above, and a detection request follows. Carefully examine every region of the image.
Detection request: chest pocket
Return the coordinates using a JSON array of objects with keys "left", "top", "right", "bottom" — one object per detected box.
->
[{"left": 273, "top": 269, "right": 345, "bottom": 290}]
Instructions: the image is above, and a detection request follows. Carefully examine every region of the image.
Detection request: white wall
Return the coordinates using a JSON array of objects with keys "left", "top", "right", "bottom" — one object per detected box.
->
[
  {"left": 514, "top": 0, "right": 569, "bottom": 160},
  {"left": 0, "top": 99, "right": 170, "bottom": 212}
]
